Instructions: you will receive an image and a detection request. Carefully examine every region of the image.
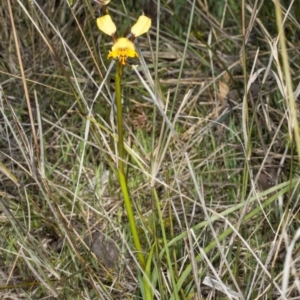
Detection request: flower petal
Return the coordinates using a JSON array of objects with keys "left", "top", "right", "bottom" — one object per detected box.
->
[
  {"left": 99, "top": 0, "right": 111, "bottom": 5},
  {"left": 96, "top": 15, "right": 116, "bottom": 36},
  {"left": 108, "top": 50, "right": 119, "bottom": 59},
  {"left": 131, "top": 15, "right": 151, "bottom": 37},
  {"left": 111, "top": 38, "right": 135, "bottom": 52},
  {"left": 126, "top": 49, "right": 138, "bottom": 59}
]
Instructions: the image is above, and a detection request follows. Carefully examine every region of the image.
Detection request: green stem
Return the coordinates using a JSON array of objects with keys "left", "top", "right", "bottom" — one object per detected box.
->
[
  {"left": 115, "top": 63, "right": 125, "bottom": 173},
  {"left": 118, "top": 171, "right": 145, "bottom": 268},
  {"left": 114, "top": 62, "right": 151, "bottom": 299}
]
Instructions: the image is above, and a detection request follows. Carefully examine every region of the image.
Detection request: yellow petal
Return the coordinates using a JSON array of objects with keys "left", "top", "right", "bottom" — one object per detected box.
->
[
  {"left": 111, "top": 38, "right": 136, "bottom": 52},
  {"left": 126, "top": 49, "right": 138, "bottom": 58},
  {"left": 99, "top": 0, "right": 111, "bottom": 5},
  {"left": 108, "top": 50, "right": 119, "bottom": 59},
  {"left": 96, "top": 15, "right": 116, "bottom": 36},
  {"left": 131, "top": 15, "right": 151, "bottom": 37}
]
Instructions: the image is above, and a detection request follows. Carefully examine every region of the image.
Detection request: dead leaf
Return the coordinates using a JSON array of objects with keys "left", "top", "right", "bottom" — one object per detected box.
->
[
  {"left": 218, "top": 80, "right": 230, "bottom": 104},
  {"left": 0, "top": 162, "right": 19, "bottom": 187}
]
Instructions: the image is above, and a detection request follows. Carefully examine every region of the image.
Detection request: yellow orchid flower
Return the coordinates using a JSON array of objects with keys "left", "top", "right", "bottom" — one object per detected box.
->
[
  {"left": 96, "top": 14, "right": 151, "bottom": 65},
  {"left": 107, "top": 38, "right": 138, "bottom": 65}
]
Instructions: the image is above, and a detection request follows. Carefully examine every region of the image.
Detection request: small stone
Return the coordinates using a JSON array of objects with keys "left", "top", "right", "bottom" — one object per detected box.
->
[{"left": 85, "top": 231, "right": 119, "bottom": 270}]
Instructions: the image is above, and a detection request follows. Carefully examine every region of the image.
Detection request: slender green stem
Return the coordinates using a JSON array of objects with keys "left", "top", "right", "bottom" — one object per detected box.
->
[
  {"left": 118, "top": 171, "right": 145, "bottom": 268},
  {"left": 274, "top": 1, "right": 300, "bottom": 163},
  {"left": 115, "top": 63, "right": 125, "bottom": 173},
  {"left": 114, "top": 62, "right": 152, "bottom": 299}
]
